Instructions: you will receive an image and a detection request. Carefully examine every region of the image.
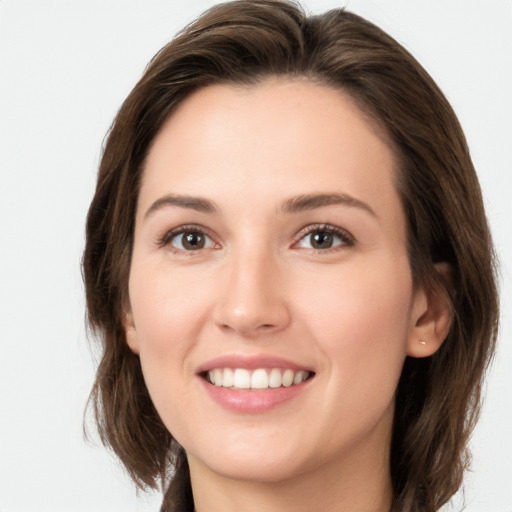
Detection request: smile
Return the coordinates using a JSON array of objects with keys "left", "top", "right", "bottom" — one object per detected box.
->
[
  {"left": 197, "top": 355, "right": 315, "bottom": 412},
  {"left": 206, "top": 368, "right": 312, "bottom": 390}
]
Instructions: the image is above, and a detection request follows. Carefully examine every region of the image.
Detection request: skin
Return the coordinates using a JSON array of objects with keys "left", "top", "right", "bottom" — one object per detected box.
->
[{"left": 124, "top": 78, "right": 451, "bottom": 512}]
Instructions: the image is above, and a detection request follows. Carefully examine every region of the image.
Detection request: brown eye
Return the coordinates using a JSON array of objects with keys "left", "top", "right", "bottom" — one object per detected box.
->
[
  {"left": 295, "top": 225, "right": 354, "bottom": 251},
  {"left": 170, "top": 231, "right": 214, "bottom": 251},
  {"left": 310, "top": 231, "right": 334, "bottom": 249}
]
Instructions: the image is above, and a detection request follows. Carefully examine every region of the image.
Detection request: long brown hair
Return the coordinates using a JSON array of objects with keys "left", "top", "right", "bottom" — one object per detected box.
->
[{"left": 83, "top": 1, "right": 499, "bottom": 510}]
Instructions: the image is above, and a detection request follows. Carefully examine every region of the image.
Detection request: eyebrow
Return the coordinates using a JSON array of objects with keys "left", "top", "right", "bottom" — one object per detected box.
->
[
  {"left": 144, "top": 194, "right": 218, "bottom": 218},
  {"left": 280, "top": 193, "right": 377, "bottom": 217},
  {"left": 144, "top": 192, "right": 377, "bottom": 219}
]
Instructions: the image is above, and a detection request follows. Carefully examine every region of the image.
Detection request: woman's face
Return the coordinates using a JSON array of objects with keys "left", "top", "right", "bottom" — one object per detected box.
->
[{"left": 125, "top": 79, "right": 426, "bottom": 484}]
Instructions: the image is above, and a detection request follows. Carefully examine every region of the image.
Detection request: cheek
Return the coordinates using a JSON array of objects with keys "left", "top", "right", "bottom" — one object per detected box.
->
[
  {"left": 129, "top": 264, "right": 210, "bottom": 355},
  {"left": 294, "top": 257, "right": 414, "bottom": 451},
  {"left": 299, "top": 255, "right": 413, "bottom": 382},
  {"left": 127, "top": 264, "right": 213, "bottom": 415}
]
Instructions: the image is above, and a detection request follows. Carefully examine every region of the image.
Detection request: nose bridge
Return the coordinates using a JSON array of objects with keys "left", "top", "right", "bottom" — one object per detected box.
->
[{"left": 214, "top": 238, "right": 289, "bottom": 337}]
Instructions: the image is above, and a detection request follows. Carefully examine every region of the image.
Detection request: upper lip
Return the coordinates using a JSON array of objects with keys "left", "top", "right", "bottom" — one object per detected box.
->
[{"left": 196, "top": 354, "right": 314, "bottom": 374}]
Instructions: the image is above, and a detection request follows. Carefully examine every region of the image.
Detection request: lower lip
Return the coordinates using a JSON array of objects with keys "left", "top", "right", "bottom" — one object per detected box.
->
[{"left": 199, "top": 377, "right": 312, "bottom": 413}]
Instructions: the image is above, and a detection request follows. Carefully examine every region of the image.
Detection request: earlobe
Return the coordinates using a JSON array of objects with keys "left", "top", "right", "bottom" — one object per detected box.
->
[
  {"left": 123, "top": 309, "right": 140, "bottom": 355},
  {"left": 407, "top": 263, "right": 454, "bottom": 358}
]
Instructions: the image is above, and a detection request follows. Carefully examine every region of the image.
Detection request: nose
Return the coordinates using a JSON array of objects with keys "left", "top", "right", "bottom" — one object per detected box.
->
[{"left": 212, "top": 248, "right": 291, "bottom": 339}]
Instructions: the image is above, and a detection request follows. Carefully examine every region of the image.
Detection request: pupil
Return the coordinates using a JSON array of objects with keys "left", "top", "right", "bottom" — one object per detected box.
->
[
  {"left": 312, "top": 231, "right": 333, "bottom": 249},
  {"left": 183, "top": 232, "right": 204, "bottom": 250}
]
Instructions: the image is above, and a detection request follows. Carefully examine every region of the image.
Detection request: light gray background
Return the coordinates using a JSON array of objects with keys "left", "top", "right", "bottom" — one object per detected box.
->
[{"left": 0, "top": 1, "right": 510, "bottom": 511}]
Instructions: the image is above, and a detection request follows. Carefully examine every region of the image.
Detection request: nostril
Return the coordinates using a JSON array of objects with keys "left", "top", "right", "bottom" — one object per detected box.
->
[{"left": 213, "top": 295, "right": 291, "bottom": 337}]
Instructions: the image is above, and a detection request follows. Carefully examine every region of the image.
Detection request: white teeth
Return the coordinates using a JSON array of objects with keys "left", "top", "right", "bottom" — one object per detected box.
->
[
  {"left": 269, "top": 368, "right": 282, "bottom": 388},
  {"left": 293, "top": 370, "right": 308, "bottom": 385},
  {"left": 251, "top": 368, "right": 269, "bottom": 389},
  {"left": 214, "top": 368, "right": 223, "bottom": 386},
  {"left": 223, "top": 368, "right": 234, "bottom": 387},
  {"left": 207, "top": 367, "right": 311, "bottom": 389},
  {"left": 282, "top": 369, "right": 294, "bottom": 387},
  {"left": 233, "top": 368, "right": 251, "bottom": 389}
]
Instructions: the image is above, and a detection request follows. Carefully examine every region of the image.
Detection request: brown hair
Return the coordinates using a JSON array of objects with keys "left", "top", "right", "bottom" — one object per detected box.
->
[{"left": 83, "top": 1, "right": 499, "bottom": 511}]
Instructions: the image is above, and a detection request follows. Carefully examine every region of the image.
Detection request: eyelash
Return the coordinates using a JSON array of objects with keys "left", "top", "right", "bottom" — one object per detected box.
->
[
  {"left": 157, "top": 224, "right": 216, "bottom": 253},
  {"left": 292, "top": 223, "right": 355, "bottom": 253},
  {"left": 157, "top": 223, "right": 355, "bottom": 254}
]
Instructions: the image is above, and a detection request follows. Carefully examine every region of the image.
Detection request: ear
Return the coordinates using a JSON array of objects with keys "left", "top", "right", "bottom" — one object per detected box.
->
[
  {"left": 407, "top": 263, "right": 454, "bottom": 358},
  {"left": 123, "top": 307, "right": 140, "bottom": 355}
]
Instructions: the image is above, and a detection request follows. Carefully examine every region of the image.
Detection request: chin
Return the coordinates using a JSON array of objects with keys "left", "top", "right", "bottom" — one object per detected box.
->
[
  {"left": 192, "top": 449, "right": 308, "bottom": 484},
  {"left": 184, "top": 429, "right": 314, "bottom": 484}
]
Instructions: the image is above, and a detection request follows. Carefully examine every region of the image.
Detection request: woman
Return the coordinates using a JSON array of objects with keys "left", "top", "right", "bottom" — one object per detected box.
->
[{"left": 83, "top": 1, "right": 499, "bottom": 511}]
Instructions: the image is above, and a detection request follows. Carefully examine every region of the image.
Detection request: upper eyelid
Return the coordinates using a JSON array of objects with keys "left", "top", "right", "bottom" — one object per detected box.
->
[
  {"left": 157, "top": 224, "right": 216, "bottom": 247},
  {"left": 293, "top": 223, "right": 355, "bottom": 243}
]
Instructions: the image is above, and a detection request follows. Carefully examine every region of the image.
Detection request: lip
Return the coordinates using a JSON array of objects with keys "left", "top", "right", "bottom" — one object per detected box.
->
[
  {"left": 197, "top": 354, "right": 314, "bottom": 413},
  {"left": 196, "top": 354, "right": 313, "bottom": 373}
]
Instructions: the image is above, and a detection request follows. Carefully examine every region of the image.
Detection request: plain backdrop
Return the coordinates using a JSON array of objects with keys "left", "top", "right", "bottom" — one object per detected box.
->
[{"left": 0, "top": 1, "right": 511, "bottom": 511}]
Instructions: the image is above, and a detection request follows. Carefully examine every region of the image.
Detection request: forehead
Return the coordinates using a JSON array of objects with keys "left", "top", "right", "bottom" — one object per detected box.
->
[{"left": 139, "top": 78, "right": 402, "bottom": 229}]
